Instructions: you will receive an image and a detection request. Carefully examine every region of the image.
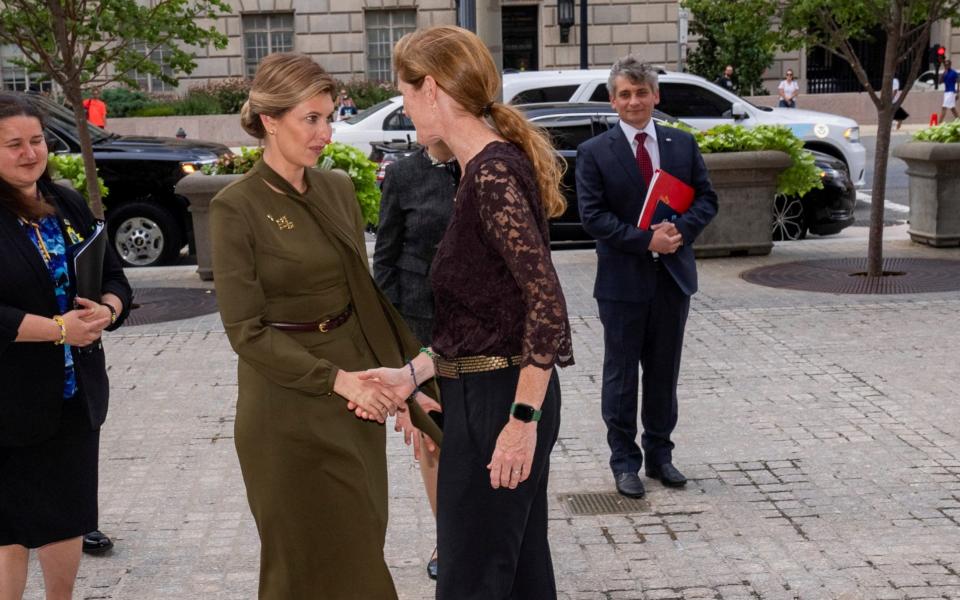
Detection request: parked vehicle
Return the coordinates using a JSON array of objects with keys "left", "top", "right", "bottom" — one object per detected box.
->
[
  {"left": 338, "top": 69, "right": 867, "bottom": 189},
  {"left": 772, "top": 150, "right": 855, "bottom": 241},
  {"left": 913, "top": 70, "right": 939, "bottom": 92},
  {"left": 503, "top": 69, "right": 867, "bottom": 187},
  {"left": 369, "top": 103, "right": 855, "bottom": 244},
  {"left": 25, "top": 92, "right": 231, "bottom": 267}
]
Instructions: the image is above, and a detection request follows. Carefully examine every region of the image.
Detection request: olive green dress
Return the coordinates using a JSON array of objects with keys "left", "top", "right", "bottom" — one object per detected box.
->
[{"left": 210, "top": 160, "right": 436, "bottom": 600}]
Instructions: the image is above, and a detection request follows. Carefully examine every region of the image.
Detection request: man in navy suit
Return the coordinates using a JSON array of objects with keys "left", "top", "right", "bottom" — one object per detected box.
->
[{"left": 576, "top": 56, "right": 718, "bottom": 499}]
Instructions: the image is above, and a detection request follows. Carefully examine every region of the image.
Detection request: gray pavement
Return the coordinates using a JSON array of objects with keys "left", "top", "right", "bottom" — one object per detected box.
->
[{"left": 23, "top": 224, "right": 960, "bottom": 599}]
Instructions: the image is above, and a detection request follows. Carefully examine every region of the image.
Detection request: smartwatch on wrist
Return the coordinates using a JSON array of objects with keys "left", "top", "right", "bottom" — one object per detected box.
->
[{"left": 510, "top": 402, "right": 541, "bottom": 423}]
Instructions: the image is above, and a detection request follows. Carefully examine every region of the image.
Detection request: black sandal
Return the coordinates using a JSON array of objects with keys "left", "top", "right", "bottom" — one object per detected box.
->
[{"left": 427, "top": 546, "right": 438, "bottom": 580}]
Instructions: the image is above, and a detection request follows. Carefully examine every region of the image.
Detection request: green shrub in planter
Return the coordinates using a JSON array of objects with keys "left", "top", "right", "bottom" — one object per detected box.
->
[
  {"left": 101, "top": 87, "right": 153, "bottom": 118},
  {"left": 336, "top": 79, "right": 398, "bottom": 110},
  {"left": 913, "top": 120, "right": 960, "bottom": 143},
  {"left": 129, "top": 104, "right": 177, "bottom": 117},
  {"left": 48, "top": 154, "right": 109, "bottom": 201},
  {"left": 175, "top": 90, "right": 222, "bottom": 115},
  {"left": 676, "top": 123, "right": 821, "bottom": 198},
  {"left": 202, "top": 143, "right": 381, "bottom": 226},
  {"left": 203, "top": 78, "right": 251, "bottom": 114}
]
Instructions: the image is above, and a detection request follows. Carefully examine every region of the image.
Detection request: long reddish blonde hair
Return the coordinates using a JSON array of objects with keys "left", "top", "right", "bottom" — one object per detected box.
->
[{"left": 393, "top": 26, "right": 566, "bottom": 219}]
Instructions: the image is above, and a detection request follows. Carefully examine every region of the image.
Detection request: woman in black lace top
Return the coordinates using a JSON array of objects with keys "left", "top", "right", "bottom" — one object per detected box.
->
[{"left": 362, "top": 25, "right": 574, "bottom": 599}]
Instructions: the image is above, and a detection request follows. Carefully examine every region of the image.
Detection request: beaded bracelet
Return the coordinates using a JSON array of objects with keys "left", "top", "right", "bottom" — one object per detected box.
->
[
  {"left": 52, "top": 315, "right": 66, "bottom": 346},
  {"left": 419, "top": 346, "right": 436, "bottom": 359},
  {"left": 405, "top": 360, "right": 420, "bottom": 404},
  {"left": 102, "top": 303, "right": 118, "bottom": 324}
]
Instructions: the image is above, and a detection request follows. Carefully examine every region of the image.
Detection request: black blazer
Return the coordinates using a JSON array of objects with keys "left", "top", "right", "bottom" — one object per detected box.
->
[
  {"left": 373, "top": 149, "right": 457, "bottom": 338},
  {"left": 0, "top": 180, "right": 132, "bottom": 447},
  {"left": 576, "top": 122, "right": 718, "bottom": 302}
]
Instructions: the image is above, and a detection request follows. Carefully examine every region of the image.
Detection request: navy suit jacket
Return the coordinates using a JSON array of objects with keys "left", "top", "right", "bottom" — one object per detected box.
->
[{"left": 576, "top": 122, "right": 718, "bottom": 302}]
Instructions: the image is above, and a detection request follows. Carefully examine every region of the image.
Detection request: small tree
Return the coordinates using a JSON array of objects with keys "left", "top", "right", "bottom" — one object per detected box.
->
[
  {"left": 683, "top": 0, "right": 779, "bottom": 96},
  {"left": 0, "top": 0, "right": 230, "bottom": 219},
  {"left": 778, "top": 0, "right": 960, "bottom": 278}
]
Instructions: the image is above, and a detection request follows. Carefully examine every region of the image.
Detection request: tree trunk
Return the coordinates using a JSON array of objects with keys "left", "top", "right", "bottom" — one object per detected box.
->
[
  {"left": 59, "top": 81, "right": 105, "bottom": 220},
  {"left": 868, "top": 105, "right": 894, "bottom": 277}
]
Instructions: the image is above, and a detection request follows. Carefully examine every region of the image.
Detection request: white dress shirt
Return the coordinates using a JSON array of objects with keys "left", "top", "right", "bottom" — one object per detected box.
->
[{"left": 619, "top": 118, "right": 661, "bottom": 174}]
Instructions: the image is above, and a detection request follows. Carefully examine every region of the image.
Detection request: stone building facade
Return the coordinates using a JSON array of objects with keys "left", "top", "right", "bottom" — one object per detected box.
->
[{"left": 0, "top": 1, "right": 952, "bottom": 96}]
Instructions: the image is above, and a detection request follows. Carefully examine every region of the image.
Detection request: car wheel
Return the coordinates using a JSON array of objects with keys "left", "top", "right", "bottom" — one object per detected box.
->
[
  {"left": 108, "top": 201, "right": 184, "bottom": 267},
  {"left": 772, "top": 194, "right": 808, "bottom": 241}
]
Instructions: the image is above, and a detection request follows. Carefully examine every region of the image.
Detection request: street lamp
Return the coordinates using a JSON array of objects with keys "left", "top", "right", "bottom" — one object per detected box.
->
[{"left": 558, "top": 0, "right": 574, "bottom": 44}]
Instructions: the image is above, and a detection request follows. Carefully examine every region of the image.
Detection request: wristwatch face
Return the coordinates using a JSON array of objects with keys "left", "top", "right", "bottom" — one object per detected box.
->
[{"left": 511, "top": 403, "right": 536, "bottom": 422}]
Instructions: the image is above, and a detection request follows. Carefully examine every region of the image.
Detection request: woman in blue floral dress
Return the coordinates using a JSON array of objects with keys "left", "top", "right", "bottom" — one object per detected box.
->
[{"left": 0, "top": 93, "right": 132, "bottom": 600}]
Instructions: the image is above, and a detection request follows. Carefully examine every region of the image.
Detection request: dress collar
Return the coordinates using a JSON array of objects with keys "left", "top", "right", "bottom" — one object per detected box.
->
[{"left": 252, "top": 158, "right": 311, "bottom": 198}]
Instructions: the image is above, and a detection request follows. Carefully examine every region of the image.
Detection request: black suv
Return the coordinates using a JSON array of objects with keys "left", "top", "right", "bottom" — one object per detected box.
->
[{"left": 26, "top": 93, "right": 231, "bottom": 267}]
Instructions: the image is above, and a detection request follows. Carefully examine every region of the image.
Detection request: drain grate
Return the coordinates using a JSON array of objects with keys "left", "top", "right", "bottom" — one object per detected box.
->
[
  {"left": 125, "top": 287, "right": 218, "bottom": 326},
  {"left": 741, "top": 258, "right": 960, "bottom": 294},
  {"left": 559, "top": 492, "right": 650, "bottom": 516}
]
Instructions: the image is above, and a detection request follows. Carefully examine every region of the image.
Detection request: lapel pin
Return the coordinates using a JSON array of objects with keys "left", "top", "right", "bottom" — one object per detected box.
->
[{"left": 267, "top": 214, "right": 295, "bottom": 230}]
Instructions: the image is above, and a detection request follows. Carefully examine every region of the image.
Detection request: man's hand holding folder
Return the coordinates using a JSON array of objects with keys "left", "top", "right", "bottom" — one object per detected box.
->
[{"left": 637, "top": 169, "right": 694, "bottom": 255}]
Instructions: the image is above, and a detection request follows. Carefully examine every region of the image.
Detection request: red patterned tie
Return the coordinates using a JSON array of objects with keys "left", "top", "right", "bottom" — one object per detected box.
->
[{"left": 635, "top": 132, "right": 653, "bottom": 187}]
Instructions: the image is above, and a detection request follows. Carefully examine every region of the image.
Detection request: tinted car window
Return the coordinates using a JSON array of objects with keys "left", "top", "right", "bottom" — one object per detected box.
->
[
  {"left": 589, "top": 85, "right": 610, "bottom": 103},
  {"left": 345, "top": 99, "right": 394, "bottom": 125},
  {"left": 383, "top": 107, "right": 414, "bottom": 131},
  {"left": 657, "top": 83, "right": 732, "bottom": 118},
  {"left": 537, "top": 119, "right": 596, "bottom": 151},
  {"left": 510, "top": 85, "right": 579, "bottom": 104}
]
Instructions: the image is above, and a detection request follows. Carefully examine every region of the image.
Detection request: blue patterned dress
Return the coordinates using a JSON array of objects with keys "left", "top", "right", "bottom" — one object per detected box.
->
[{"left": 19, "top": 215, "right": 82, "bottom": 398}]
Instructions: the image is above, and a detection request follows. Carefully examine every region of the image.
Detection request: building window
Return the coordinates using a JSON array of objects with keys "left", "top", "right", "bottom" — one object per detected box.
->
[
  {"left": 0, "top": 46, "right": 52, "bottom": 93},
  {"left": 365, "top": 10, "right": 416, "bottom": 82},
  {"left": 131, "top": 42, "right": 175, "bottom": 93},
  {"left": 243, "top": 13, "right": 294, "bottom": 78}
]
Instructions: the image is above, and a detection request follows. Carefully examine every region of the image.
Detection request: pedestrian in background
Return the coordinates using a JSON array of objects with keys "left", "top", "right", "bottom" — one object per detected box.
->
[
  {"left": 366, "top": 24, "right": 575, "bottom": 600},
  {"left": 892, "top": 77, "right": 909, "bottom": 130},
  {"left": 0, "top": 92, "right": 132, "bottom": 600},
  {"left": 82, "top": 88, "right": 107, "bottom": 128},
  {"left": 778, "top": 69, "right": 799, "bottom": 108},
  {"left": 210, "top": 52, "right": 438, "bottom": 599},
  {"left": 373, "top": 138, "right": 460, "bottom": 581},
  {"left": 576, "top": 55, "right": 718, "bottom": 500},
  {"left": 940, "top": 59, "right": 959, "bottom": 123},
  {"left": 715, "top": 64, "right": 735, "bottom": 92}
]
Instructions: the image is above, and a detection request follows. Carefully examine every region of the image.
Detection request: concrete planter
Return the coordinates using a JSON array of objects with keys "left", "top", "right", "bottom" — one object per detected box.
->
[
  {"left": 696, "top": 150, "right": 792, "bottom": 258},
  {"left": 174, "top": 173, "right": 242, "bottom": 281},
  {"left": 892, "top": 141, "right": 960, "bottom": 247}
]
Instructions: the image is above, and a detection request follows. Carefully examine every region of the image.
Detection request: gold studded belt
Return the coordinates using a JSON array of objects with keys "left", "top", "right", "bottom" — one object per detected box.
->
[{"left": 434, "top": 354, "right": 523, "bottom": 379}]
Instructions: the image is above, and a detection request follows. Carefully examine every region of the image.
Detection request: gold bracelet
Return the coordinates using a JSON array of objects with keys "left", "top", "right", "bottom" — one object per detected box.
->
[{"left": 52, "top": 315, "right": 66, "bottom": 346}]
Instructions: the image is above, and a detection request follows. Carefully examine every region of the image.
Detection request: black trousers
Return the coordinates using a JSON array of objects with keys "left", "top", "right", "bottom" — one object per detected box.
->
[
  {"left": 598, "top": 264, "right": 690, "bottom": 475},
  {"left": 436, "top": 366, "right": 561, "bottom": 600}
]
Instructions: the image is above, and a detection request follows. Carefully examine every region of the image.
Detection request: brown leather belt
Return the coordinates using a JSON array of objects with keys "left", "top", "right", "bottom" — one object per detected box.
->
[
  {"left": 435, "top": 354, "right": 523, "bottom": 379},
  {"left": 264, "top": 305, "right": 352, "bottom": 333}
]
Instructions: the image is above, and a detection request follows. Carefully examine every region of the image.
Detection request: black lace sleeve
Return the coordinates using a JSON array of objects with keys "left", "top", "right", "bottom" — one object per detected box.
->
[{"left": 475, "top": 159, "right": 574, "bottom": 369}]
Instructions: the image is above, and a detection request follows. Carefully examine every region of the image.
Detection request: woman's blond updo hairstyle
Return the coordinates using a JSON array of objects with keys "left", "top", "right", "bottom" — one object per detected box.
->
[
  {"left": 393, "top": 26, "right": 566, "bottom": 219},
  {"left": 240, "top": 53, "right": 337, "bottom": 139}
]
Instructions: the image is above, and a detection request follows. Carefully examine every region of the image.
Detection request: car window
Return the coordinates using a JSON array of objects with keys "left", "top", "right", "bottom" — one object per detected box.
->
[
  {"left": 345, "top": 99, "right": 394, "bottom": 125},
  {"left": 657, "top": 83, "right": 732, "bottom": 118},
  {"left": 383, "top": 107, "right": 414, "bottom": 131},
  {"left": 510, "top": 85, "right": 579, "bottom": 104},
  {"left": 534, "top": 117, "right": 607, "bottom": 150},
  {"left": 919, "top": 72, "right": 936, "bottom": 84},
  {"left": 589, "top": 85, "right": 610, "bottom": 103},
  {"left": 44, "top": 129, "right": 70, "bottom": 153}
]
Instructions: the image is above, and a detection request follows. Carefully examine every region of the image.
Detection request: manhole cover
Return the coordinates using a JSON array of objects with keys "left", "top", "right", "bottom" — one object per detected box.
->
[
  {"left": 125, "top": 287, "right": 218, "bottom": 326},
  {"left": 559, "top": 492, "right": 650, "bottom": 516},
  {"left": 741, "top": 258, "right": 960, "bottom": 294}
]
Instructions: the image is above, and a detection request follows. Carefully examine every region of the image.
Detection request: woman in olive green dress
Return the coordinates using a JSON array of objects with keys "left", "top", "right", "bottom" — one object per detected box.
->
[{"left": 210, "top": 52, "right": 437, "bottom": 600}]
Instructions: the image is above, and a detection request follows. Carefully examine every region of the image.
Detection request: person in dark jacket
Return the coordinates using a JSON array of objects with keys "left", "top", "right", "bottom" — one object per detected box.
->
[
  {"left": 373, "top": 139, "right": 459, "bottom": 580},
  {"left": 0, "top": 92, "right": 132, "bottom": 600}
]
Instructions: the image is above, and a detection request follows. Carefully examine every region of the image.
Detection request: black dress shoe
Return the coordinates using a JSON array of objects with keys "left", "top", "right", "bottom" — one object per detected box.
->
[
  {"left": 427, "top": 547, "right": 438, "bottom": 580},
  {"left": 82, "top": 530, "right": 113, "bottom": 554},
  {"left": 645, "top": 462, "right": 688, "bottom": 487},
  {"left": 614, "top": 472, "right": 646, "bottom": 498}
]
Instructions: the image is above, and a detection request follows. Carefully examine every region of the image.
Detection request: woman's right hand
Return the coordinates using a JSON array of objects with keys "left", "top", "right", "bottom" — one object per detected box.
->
[
  {"left": 334, "top": 370, "right": 405, "bottom": 423},
  {"left": 61, "top": 297, "right": 111, "bottom": 347}
]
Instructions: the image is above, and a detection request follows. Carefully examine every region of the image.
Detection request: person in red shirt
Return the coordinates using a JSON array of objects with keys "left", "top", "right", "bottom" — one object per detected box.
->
[{"left": 82, "top": 89, "right": 107, "bottom": 128}]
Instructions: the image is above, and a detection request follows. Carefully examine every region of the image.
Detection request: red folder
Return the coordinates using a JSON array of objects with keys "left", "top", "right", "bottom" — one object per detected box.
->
[{"left": 637, "top": 169, "right": 695, "bottom": 230}]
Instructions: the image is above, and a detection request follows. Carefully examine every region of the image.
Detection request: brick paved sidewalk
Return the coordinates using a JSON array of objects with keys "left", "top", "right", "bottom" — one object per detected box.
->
[{"left": 22, "top": 225, "right": 960, "bottom": 599}]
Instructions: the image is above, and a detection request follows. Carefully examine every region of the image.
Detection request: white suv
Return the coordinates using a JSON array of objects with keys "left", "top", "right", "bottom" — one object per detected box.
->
[{"left": 503, "top": 69, "right": 867, "bottom": 186}]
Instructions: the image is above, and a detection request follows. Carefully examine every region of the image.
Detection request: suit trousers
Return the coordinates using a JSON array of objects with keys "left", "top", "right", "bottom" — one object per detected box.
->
[
  {"left": 437, "top": 366, "right": 561, "bottom": 600},
  {"left": 598, "top": 263, "right": 690, "bottom": 475}
]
